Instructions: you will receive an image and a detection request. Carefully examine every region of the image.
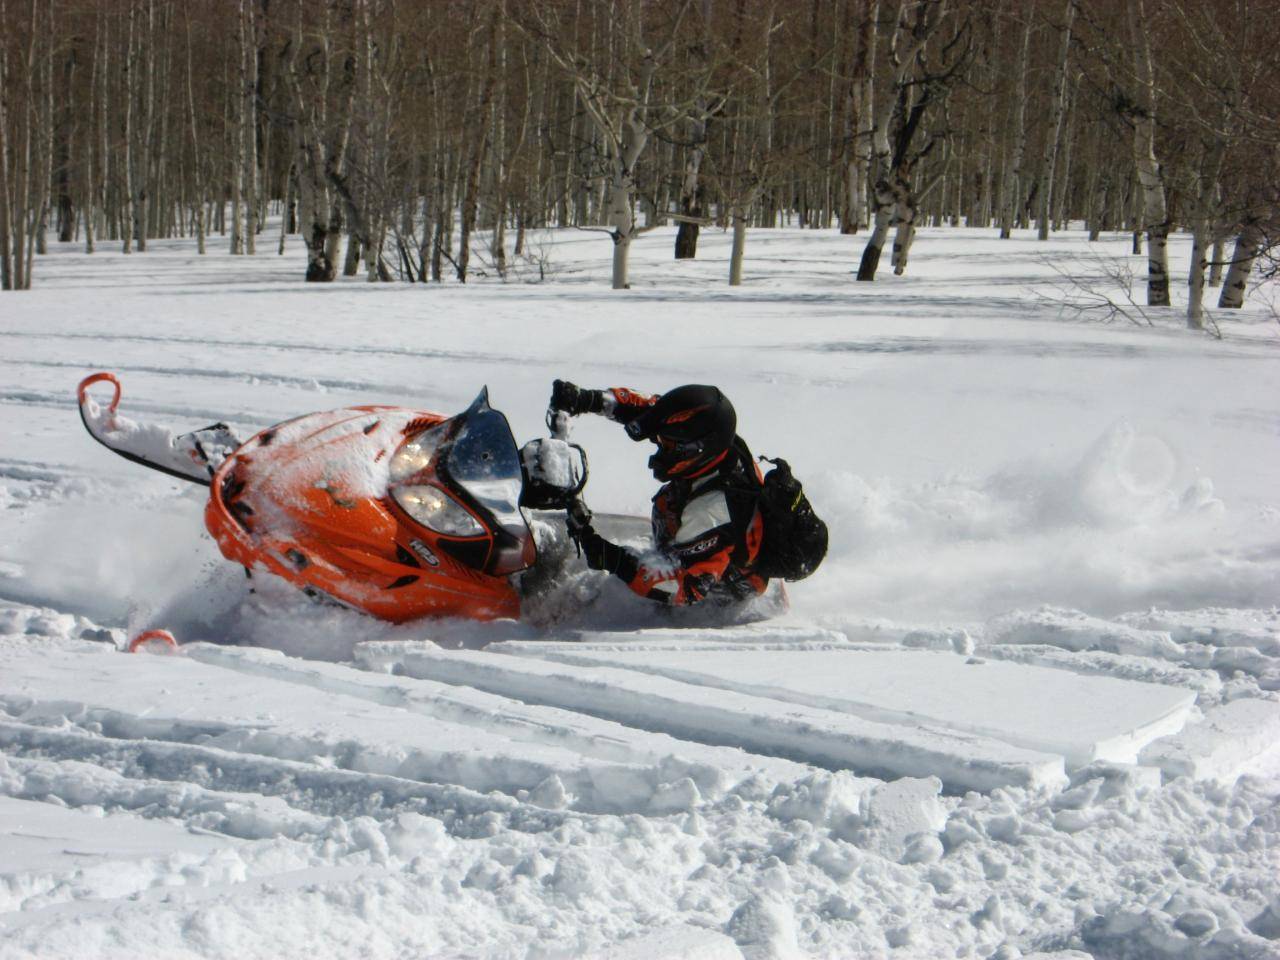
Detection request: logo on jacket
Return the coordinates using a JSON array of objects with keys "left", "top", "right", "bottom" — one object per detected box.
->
[{"left": 676, "top": 535, "right": 721, "bottom": 557}]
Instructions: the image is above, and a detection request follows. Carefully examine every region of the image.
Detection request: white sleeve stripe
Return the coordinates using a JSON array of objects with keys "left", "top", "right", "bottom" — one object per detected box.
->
[{"left": 674, "top": 490, "right": 732, "bottom": 543}]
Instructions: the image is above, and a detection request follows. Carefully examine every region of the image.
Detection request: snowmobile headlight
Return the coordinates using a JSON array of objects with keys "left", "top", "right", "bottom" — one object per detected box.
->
[
  {"left": 390, "top": 422, "right": 448, "bottom": 482},
  {"left": 392, "top": 484, "right": 484, "bottom": 537}
]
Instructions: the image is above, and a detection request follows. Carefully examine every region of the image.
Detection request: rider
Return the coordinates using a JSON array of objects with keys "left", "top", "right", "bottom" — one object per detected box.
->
[{"left": 549, "top": 380, "right": 767, "bottom": 606}]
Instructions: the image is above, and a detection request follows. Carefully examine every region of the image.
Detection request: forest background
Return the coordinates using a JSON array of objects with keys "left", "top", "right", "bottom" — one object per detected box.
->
[{"left": 1, "top": 0, "right": 1276, "bottom": 330}]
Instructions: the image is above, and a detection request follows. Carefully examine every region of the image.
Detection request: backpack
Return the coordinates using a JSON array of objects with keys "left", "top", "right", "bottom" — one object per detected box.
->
[{"left": 750, "top": 456, "right": 828, "bottom": 581}]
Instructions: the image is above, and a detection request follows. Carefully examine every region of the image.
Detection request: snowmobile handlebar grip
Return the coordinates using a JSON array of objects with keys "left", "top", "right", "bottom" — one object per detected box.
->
[
  {"left": 568, "top": 442, "right": 589, "bottom": 496},
  {"left": 77, "top": 372, "right": 122, "bottom": 414}
]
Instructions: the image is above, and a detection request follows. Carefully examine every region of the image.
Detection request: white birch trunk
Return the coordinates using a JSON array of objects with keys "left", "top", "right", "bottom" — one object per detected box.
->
[
  {"left": 243, "top": 0, "right": 258, "bottom": 256},
  {"left": 1209, "top": 235, "right": 1225, "bottom": 286},
  {"left": 229, "top": 0, "right": 246, "bottom": 255},
  {"left": 1187, "top": 140, "right": 1225, "bottom": 329},
  {"left": 1127, "top": 0, "right": 1170, "bottom": 306},
  {"left": 0, "top": 0, "right": 11, "bottom": 289},
  {"left": 131, "top": 0, "right": 153, "bottom": 253},
  {"left": 1000, "top": 12, "right": 1033, "bottom": 238},
  {"left": 1187, "top": 223, "right": 1209, "bottom": 329},
  {"left": 97, "top": 7, "right": 110, "bottom": 252},
  {"left": 184, "top": 5, "right": 205, "bottom": 255},
  {"left": 121, "top": 2, "right": 135, "bottom": 254},
  {"left": 1036, "top": 0, "right": 1075, "bottom": 241},
  {"left": 729, "top": 207, "right": 748, "bottom": 286},
  {"left": 1217, "top": 223, "right": 1262, "bottom": 309},
  {"left": 83, "top": 7, "right": 101, "bottom": 255},
  {"left": 607, "top": 156, "right": 637, "bottom": 290},
  {"left": 840, "top": 0, "right": 878, "bottom": 234}
]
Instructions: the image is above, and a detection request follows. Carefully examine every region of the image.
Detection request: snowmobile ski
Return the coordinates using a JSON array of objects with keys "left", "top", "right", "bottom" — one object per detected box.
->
[{"left": 77, "top": 372, "right": 242, "bottom": 486}]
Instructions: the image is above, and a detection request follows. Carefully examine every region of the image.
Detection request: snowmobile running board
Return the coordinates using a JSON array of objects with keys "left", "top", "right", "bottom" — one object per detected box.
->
[{"left": 77, "top": 372, "right": 236, "bottom": 487}]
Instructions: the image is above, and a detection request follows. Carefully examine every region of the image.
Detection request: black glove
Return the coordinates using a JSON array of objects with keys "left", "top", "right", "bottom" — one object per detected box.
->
[
  {"left": 550, "top": 380, "right": 606, "bottom": 416},
  {"left": 565, "top": 498, "right": 638, "bottom": 580},
  {"left": 565, "top": 497, "right": 593, "bottom": 540}
]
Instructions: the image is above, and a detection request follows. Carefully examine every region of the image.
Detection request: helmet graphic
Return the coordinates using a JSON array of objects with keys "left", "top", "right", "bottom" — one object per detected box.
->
[{"left": 626, "top": 385, "right": 737, "bottom": 480}]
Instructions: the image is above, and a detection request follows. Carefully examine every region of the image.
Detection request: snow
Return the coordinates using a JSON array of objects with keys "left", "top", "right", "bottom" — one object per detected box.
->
[
  {"left": 357, "top": 640, "right": 1069, "bottom": 793},
  {"left": 494, "top": 644, "right": 1197, "bottom": 766},
  {"left": 1140, "top": 698, "right": 1280, "bottom": 783},
  {"left": 1, "top": 224, "right": 1279, "bottom": 958}
]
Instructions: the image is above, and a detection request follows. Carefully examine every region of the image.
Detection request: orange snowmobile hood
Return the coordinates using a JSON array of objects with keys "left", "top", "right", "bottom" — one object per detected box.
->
[{"left": 206, "top": 405, "right": 527, "bottom": 622}]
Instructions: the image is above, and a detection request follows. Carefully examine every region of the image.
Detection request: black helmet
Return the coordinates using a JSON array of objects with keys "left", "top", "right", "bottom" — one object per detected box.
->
[{"left": 625, "top": 385, "right": 737, "bottom": 480}]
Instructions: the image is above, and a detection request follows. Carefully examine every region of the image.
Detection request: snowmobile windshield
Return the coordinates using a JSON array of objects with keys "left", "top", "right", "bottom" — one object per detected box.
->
[{"left": 445, "top": 389, "right": 533, "bottom": 575}]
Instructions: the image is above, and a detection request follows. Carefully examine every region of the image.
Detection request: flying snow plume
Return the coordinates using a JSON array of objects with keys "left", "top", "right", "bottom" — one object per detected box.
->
[{"left": 802, "top": 420, "right": 1273, "bottom": 622}]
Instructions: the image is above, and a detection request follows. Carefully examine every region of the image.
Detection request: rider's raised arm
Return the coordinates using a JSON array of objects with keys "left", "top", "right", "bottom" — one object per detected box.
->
[
  {"left": 602, "top": 387, "right": 656, "bottom": 426},
  {"left": 548, "top": 380, "right": 656, "bottom": 426}
]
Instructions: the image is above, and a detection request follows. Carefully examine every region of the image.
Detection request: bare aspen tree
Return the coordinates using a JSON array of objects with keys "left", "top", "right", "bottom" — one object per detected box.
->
[
  {"left": 142, "top": 0, "right": 158, "bottom": 250},
  {"left": 96, "top": 7, "right": 110, "bottom": 251},
  {"left": 243, "top": 0, "right": 259, "bottom": 256},
  {"left": 998, "top": 6, "right": 1032, "bottom": 238},
  {"left": 841, "top": 0, "right": 879, "bottom": 234},
  {"left": 1126, "top": 0, "right": 1170, "bottom": 306},
  {"left": 230, "top": 0, "right": 247, "bottom": 255},
  {"left": 521, "top": 1, "right": 706, "bottom": 289},
  {"left": 858, "top": 0, "right": 920, "bottom": 280},
  {"left": 284, "top": 0, "right": 355, "bottom": 282},
  {"left": 458, "top": 6, "right": 499, "bottom": 283},
  {"left": 0, "top": 0, "right": 12, "bottom": 290},
  {"left": 11, "top": 0, "right": 39, "bottom": 287},
  {"left": 54, "top": 27, "right": 76, "bottom": 245},
  {"left": 1052, "top": 70, "right": 1081, "bottom": 231},
  {"left": 83, "top": 7, "right": 101, "bottom": 255},
  {"left": 121, "top": 1, "right": 135, "bottom": 254},
  {"left": 1217, "top": 220, "right": 1263, "bottom": 309},
  {"left": 856, "top": 0, "right": 956, "bottom": 282},
  {"left": 1186, "top": 135, "right": 1226, "bottom": 328},
  {"left": 1035, "top": 0, "right": 1074, "bottom": 241},
  {"left": 673, "top": 0, "right": 713, "bottom": 259},
  {"left": 1208, "top": 232, "right": 1225, "bottom": 287},
  {"left": 723, "top": 2, "right": 777, "bottom": 287},
  {"left": 183, "top": 3, "right": 205, "bottom": 255}
]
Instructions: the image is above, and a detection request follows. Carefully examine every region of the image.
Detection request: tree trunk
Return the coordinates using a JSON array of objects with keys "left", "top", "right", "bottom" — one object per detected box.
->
[
  {"left": 890, "top": 182, "right": 916, "bottom": 276},
  {"left": 0, "top": 3, "right": 12, "bottom": 289},
  {"left": 1217, "top": 222, "right": 1262, "bottom": 309},
  {"left": 1036, "top": 0, "right": 1075, "bottom": 240},
  {"left": 857, "top": 175, "right": 894, "bottom": 281},
  {"left": 184, "top": 4, "right": 205, "bottom": 255},
  {"left": 1127, "top": 0, "right": 1170, "bottom": 306},
  {"left": 55, "top": 43, "right": 77, "bottom": 244},
  {"left": 673, "top": 114, "right": 706, "bottom": 259},
  {"left": 1187, "top": 139, "right": 1226, "bottom": 329},
  {"left": 242, "top": 0, "right": 258, "bottom": 256},
  {"left": 842, "top": 0, "right": 878, "bottom": 235},
  {"left": 1000, "top": 11, "right": 1033, "bottom": 238},
  {"left": 121, "top": 1, "right": 136, "bottom": 254},
  {"left": 1208, "top": 235, "right": 1225, "bottom": 286},
  {"left": 1187, "top": 221, "right": 1209, "bottom": 330},
  {"left": 728, "top": 204, "right": 750, "bottom": 286},
  {"left": 343, "top": 231, "right": 361, "bottom": 275}
]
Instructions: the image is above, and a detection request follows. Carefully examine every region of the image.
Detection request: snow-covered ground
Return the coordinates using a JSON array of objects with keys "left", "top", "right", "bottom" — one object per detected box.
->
[{"left": 1, "top": 225, "right": 1278, "bottom": 959}]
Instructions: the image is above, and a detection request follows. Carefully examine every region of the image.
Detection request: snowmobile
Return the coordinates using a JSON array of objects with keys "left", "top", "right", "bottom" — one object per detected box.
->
[{"left": 76, "top": 372, "right": 594, "bottom": 623}]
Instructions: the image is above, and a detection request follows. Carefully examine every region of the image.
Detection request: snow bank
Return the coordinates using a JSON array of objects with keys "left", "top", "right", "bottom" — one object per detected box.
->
[
  {"left": 0, "top": 637, "right": 767, "bottom": 816},
  {"left": 1140, "top": 698, "right": 1280, "bottom": 783},
  {"left": 183, "top": 642, "right": 811, "bottom": 803},
  {"left": 989, "top": 606, "right": 1280, "bottom": 690},
  {"left": 356, "top": 642, "right": 1068, "bottom": 792},
  {"left": 503, "top": 644, "right": 1196, "bottom": 767}
]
